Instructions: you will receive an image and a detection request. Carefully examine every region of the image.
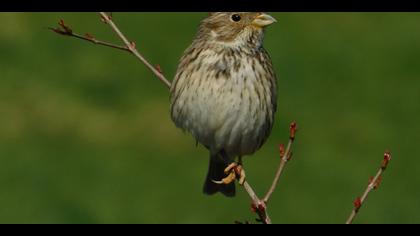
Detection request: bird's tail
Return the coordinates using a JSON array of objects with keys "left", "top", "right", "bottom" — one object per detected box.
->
[{"left": 203, "top": 153, "right": 235, "bottom": 197}]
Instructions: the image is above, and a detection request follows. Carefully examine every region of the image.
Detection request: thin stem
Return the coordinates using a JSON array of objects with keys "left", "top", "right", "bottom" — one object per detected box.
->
[
  {"left": 242, "top": 181, "right": 260, "bottom": 204},
  {"left": 72, "top": 33, "right": 130, "bottom": 51},
  {"left": 239, "top": 122, "right": 297, "bottom": 224},
  {"left": 48, "top": 19, "right": 131, "bottom": 53},
  {"left": 346, "top": 169, "right": 383, "bottom": 224},
  {"left": 49, "top": 27, "right": 130, "bottom": 52},
  {"left": 345, "top": 151, "right": 391, "bottom": 224},
  {"left": 242, "top": 181, "right": 271, "bottom": 224},
  {"left": 263, "top": 139, "right": 293, "bottom": 203},
  {"left": 98, "top": 12, "right": 171, "bottom": 89}
]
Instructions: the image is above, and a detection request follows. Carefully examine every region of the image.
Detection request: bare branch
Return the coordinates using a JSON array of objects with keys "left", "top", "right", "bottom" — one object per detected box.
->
[
  {"left": 263, "top": 122, "right": 297, "bottom": 203},
  {"left": 98, "top": 12, "right": 171, "bottom": 89},
  {"left": 49, "top": 19, "right": 130, "bottom": 52},
  {"left": 237, "top": 121, "right": 298, "bottom": 224},
  {"left": 346, "top": 151, "right": 392, "bottom": 224},
  {"left": 49, "top": 15, "right": 172, "bottom": 89},
  {"left": 242, "top": 179, "right": 271, "bottom": 224}
]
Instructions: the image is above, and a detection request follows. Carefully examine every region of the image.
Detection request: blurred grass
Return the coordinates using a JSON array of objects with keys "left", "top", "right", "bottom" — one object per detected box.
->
[{"left": 0, "top": 12, "right": 419, "bottom": 223}]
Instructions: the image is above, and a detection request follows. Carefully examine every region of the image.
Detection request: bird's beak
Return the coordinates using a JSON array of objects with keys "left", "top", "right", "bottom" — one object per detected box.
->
[{"left": 252, "top": 13, "right": 277, "bottom": 28}]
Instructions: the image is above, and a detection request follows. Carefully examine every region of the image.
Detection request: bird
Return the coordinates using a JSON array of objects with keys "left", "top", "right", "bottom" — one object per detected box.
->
[{"left": 170, "top": 12, "right": 278, "bottom": 197}]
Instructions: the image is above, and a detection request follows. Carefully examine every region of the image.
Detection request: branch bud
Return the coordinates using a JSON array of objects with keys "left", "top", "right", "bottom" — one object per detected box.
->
[
  {"left": 85, "top": 33, "right": 95, "bottom": 40},
  {"left": 250, "top": 202, "right": 257, "bottom": 213},
  {"left": 353, "top": 197, "right": 362, "bottom": 212},
  {"left": 290, "top": 121, "right": 297, "bottom": 140},
  {"left": 369, "top": 175, "right": 382, "bottom": 190},
  {"left": 155, "top": 64, "right": 163, "bottom": 74},
  {"left": 381, "top": 151, "right": 391, "bottom": 170},
  {"left": 58, "top": 19, "right": 72, "bottom": 34},
  {"left": 100, "top": 13, "right": 112, "bottom": 23},
  {"left": 279, "top": 144, "right": 285, "bottom": 158},
  {"left": 130, "top": 41, "right": 136, "bottom": 49}
]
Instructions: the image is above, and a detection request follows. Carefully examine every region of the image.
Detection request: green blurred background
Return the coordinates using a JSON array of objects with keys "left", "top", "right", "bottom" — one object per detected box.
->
[{"left": 0, "top": 12, "right": 419, "bottom": 224}]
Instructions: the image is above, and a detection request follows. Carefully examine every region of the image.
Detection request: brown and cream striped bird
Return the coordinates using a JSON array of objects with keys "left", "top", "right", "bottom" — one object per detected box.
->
[{"left": 170, "top": 12, "right": 278, "bottom": 197}]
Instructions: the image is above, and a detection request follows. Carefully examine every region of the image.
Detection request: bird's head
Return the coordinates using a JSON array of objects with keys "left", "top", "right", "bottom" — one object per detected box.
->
[{"left": 196, "top": 12, "right": 277, "bottom": 48}]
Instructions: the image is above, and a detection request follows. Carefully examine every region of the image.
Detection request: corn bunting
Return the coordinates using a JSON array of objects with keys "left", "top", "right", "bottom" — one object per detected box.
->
[{"left": 170, "top": 12, "right": 277, "bottom": 197}]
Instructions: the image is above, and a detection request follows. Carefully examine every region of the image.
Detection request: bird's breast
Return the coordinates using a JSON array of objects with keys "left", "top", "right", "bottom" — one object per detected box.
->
[{"left": 170, "top": 48, "right": 277, "bottom": 156}]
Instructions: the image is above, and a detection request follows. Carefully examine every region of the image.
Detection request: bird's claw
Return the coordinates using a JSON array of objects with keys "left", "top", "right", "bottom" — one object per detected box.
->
[
  {"left": 211, "top": 171, "right": 237, "bottom": 185},
  {"left": 224, "top": 162, "right": 239, "bottom": 174},
  {"left": 212, "top": 162, "right": 246, "bottom": 185}
]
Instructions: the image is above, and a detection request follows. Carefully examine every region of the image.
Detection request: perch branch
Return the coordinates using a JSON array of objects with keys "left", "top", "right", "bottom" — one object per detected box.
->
[
  {"left": 244, "top": 181, "right": 271, "bottom": 224},
  {"left": 48, "top": 19, "right": 130, "bottom": 52},
  {"left": 263, "top": 122, "right": 297, "bottom": 203},
  {"left": 49, "top": 13, "right": 171, "bottom": 89},
  {"left": 345, "top": 151, "right": 392, "bottom": 224},
  {"left": 98, "top": 12, "right": 171, "bottom": 89},
  {"left": 237, "top": 121, "right": 297, "bottom": 224}
]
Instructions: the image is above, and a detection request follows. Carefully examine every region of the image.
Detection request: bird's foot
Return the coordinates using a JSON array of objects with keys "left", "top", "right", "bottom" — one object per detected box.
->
[
  {"left": 225, "top": 163, "right": 246, "bottom": 185},
  {"left": 212, "top": 162, "right": 246, "bottom": 186}
]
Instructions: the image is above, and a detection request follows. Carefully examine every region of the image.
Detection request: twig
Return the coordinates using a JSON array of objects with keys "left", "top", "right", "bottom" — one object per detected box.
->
[
  {"left": 98, "top": 12, "right": 171, "bottom": 89},
  {"left": 346, "top": 151, "right": 392, "bottom": 224},
  {"left": 48, "top": 19, "right": 130, "bottom": 52},
  {"left": 237, "top": 122, "right": 298, "bottom": 224},
  {"left": 49, "top": 14, "right": 171, "bottom": 89},
  {"left": 263, "top": 122, "right": 297, "bottom": 203},
  {"left": 244, "top": 181, "right": 271, "bottom": 224}
]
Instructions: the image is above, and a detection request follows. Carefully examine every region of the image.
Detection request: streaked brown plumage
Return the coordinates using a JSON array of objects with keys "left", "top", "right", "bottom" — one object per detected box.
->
[{"left": 170, "top": 12, "right": 278, "bottom": 197}]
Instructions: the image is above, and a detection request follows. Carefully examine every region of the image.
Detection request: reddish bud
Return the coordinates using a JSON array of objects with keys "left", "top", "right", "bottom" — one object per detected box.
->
[
  {"left": 250, "top": 202, "right": 257, "bottom": 213},
  {"left": 382, "top": 151, "right": 391, "bottom": 170},
  {"left": 257, "top": 203, "right": 266, "bottom": 213},
  {"left": 156, "top": 64, "right": 163, "bottom": 74},
  {"left": 279, "top": 144, "right": 285, "bottom": 158},
  {"left": 58, "top": 19, "right": 72, "bottom": 34},
  {"left": 100, "top": 13, "right": 113, "bottom": 23},
  {"left": 353, "top": 197, "right": 362, "bottom": 211},
  {"left": 368, "top": 176, "right": 374, "bottom": 185},
  {"left": 99, "top": 13, "right": 113, "bottom": 22},
  {"left": 130, "top": 41, "right": 136, "bottom": 49},
  {"left": 100, "top": 17, "right": 106, "bottom": 23},
  {"left": 251, "top": 202, "right": 266, "bottom": 214},
  {"left": 374, "top": 176, "right": 382, "bottom": 190},
  {"left": 368, "top": 175, "right": 382, "bottom": 190},
  {"left": 85, "top": 33, "right": 94, "bottom": 40},
  {"left": 290, "top": 121, "right": 297, "bottom": 140}
]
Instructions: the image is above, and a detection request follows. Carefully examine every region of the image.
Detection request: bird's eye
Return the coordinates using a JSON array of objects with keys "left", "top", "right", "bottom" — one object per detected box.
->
[{"left": 231, "top": 14, "right": 241, "bottom": 22}]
